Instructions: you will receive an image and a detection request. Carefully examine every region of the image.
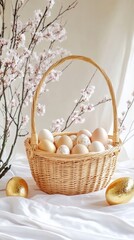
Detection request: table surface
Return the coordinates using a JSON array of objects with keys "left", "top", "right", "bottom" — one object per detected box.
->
[{"left": 0, "top": 153, "right": 134, "bottom": 240}]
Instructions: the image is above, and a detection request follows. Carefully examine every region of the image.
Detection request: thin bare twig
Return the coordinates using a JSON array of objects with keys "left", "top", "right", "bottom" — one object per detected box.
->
[
  {"left": 61, "top": 69, "right": 97, "bottom": 131},
  {"left": 120, "top": 97, "right": 134, "bottom": 127},
  {"left": 123, "top": 120, "right": 134, "bottom": 143}
]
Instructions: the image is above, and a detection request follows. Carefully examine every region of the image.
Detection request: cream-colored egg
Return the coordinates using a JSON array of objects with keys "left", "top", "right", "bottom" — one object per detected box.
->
[
  {"left": 91, "top": 128, "right": 108, "bottom": 145},
  {"left": 77, "top": 134, "right": 91, "bottom": 147},
  {"left": 56, "top": 145, "right": 70, "bottom": 154},
  {"left": 88, "top": 141, "right": 105, "bottom": 152},
  {"left": 72, "top": 144, "right": 89, "bottom": 154},
  {"left": 54, "top": 135, "right": 61, "bottom": 148},
  {"left": 77, "top": 129, "right": 92, "bottom": 138},
  {"left": 38, "top": 129, "right": 54, "bottom": 142},
  {"left": 38, "top": 139, "right": 56, "bottom": 153},
  {"left": 57, "top": 135, "right": 73, "bottom": 150},
  {"left": 70, "top": 135, "right": 77, "bottom": 146}
]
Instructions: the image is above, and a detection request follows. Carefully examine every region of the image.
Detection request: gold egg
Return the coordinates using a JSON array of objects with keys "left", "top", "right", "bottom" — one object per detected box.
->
[
  {"left": 6, "top": 177, "right": 28, "bottom": 198},
  {"left": 105, "top": 177, "right": 134, "bottom": 205}
]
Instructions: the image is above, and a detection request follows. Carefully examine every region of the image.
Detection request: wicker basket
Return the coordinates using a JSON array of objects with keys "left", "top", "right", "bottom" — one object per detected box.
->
[{"left": 25, "top": 55, "right": 121, "bottom": 195}]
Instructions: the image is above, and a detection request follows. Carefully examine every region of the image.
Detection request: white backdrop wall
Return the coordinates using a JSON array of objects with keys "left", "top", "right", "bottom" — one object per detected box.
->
[{"left": 4, "top": 0, "right": 134, "bottom": 159}]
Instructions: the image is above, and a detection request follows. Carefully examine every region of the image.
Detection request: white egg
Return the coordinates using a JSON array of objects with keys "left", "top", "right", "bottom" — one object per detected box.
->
[
  {"left": 77, "top": 134, "right": 91, "bottom": 147},
  {"left": 88, "top": 141, "right": 105, "bottom": 152},
  {"left": 38, "top": 129, "right": 54, "bottom": 142},
  {"left": 77, "top": 129, "right": 92, "bottom": 138},
  {"left": 56, "top": 145, "right": 70, "bottom": 154}
]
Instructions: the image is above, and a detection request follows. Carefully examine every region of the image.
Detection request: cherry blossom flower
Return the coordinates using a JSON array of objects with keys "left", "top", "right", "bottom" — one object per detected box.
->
[
  {"left": 10, "top": 98, "right": 17, "bottom": 108},
  {"left": 0, "top": 38, "right": 8, "bottom": 47},
  {"left": 51, "top": 118, "right": 65, "bottom": 132},
  {"left": 118, "top": 90, "right": 134, "bottom": 142},
  {"left": 44, "top": 23, "right": 67, "bottom": 42},
  {"left": 46, "top": 69, "right": 62, "bottom": 83},
  {"left": 47, "top": 0, "right": 55, "bottom": 9},
  {"left": 21, "top": 115, "right": 30, "bottom": 127},
  {"left": 81, "top": 85, "right": 95, "bottom": 102},
  {"left": 37, "top": 103, "right": 46, "bottom": 116}
]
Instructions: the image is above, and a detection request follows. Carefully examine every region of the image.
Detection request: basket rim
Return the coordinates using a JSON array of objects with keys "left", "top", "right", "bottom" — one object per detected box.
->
[{"left": 25, "top": 136, "right": 121, "bottom": 162}]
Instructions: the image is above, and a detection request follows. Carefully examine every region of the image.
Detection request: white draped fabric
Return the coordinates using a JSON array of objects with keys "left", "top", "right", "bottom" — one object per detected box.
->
[{"left": 0, "top": 154, "right": 134, "bottom": 240}]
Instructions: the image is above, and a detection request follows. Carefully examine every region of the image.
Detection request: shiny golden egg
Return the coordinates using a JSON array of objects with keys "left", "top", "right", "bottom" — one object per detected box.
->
[
  {"left": 6, "top": 176, "right": 28, "bottom": 198},
  {"left": 105, "top": 177, "right": 134, "bottom": 205}
]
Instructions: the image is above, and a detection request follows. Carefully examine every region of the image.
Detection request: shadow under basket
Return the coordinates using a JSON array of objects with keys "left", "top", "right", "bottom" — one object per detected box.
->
[{"left": 24, "top": 55, "right": 121, "bottom": 195}]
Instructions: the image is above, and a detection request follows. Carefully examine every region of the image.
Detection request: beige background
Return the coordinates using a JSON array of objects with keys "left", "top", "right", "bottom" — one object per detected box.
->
[{"left": 4, "top": 0, "right": 134, "bottom": 158}]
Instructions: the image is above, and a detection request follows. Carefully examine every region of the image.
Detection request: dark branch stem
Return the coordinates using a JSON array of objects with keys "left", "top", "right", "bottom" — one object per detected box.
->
[
  {"left": 0, "top": 72, "right": 8, "bottom": 160},
  {"left": 42, "top": 1, "right": 78, "bottom": 33},
  {"left": 28, "top": 6, "right": 48, "bottom": 50},
  {"left": 10, "top": 0, "right": 19, "bottom": 49},
  {"left": 1, "top": 0, "right": 5, "bottom": 38}
]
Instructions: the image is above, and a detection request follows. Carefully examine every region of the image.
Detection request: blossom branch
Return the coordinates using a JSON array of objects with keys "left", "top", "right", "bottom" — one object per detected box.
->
[
  {"left": 28, "top": 6, "right": 48, "bottom": 50},
  {"left": 0, "top": 79, "right": 8, "bottom": 160},
  {"left": 123, "top": 120, "right": 134, "bottom": 143},
  {"left": 0, "top": 0, "right": 78, "bottom": 178},
  {"left": 61, "top": 97, "right": 111, "bottom": 132},
  {"left": 61, "top": 69, "right": 97, "bottom": 131},
  {"left": 118, "top": 91, "right": 134, "bottom": 144},
  {"left": 42, "top": 0, "right": 78, "bottom": 32},
  {"left": 120, "top": 96, "right": 134, "bottom": 128},
  {"left": 0, "top": 0, "right": 5, "bottom": 38},
  {"left": 0, "top": 0, "right": 6, "bottom": 58},
  {"left": 46, "top": 61, "right": 72, "bottom": 84},
  {"left": 10, "top": 0, "right": 19, "bottom": 49}
]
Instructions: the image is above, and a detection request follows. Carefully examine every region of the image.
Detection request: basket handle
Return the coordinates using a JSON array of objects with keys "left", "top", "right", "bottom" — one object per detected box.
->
[{"left": 31, "top": 55, "right": 119, "bottom": 147}]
